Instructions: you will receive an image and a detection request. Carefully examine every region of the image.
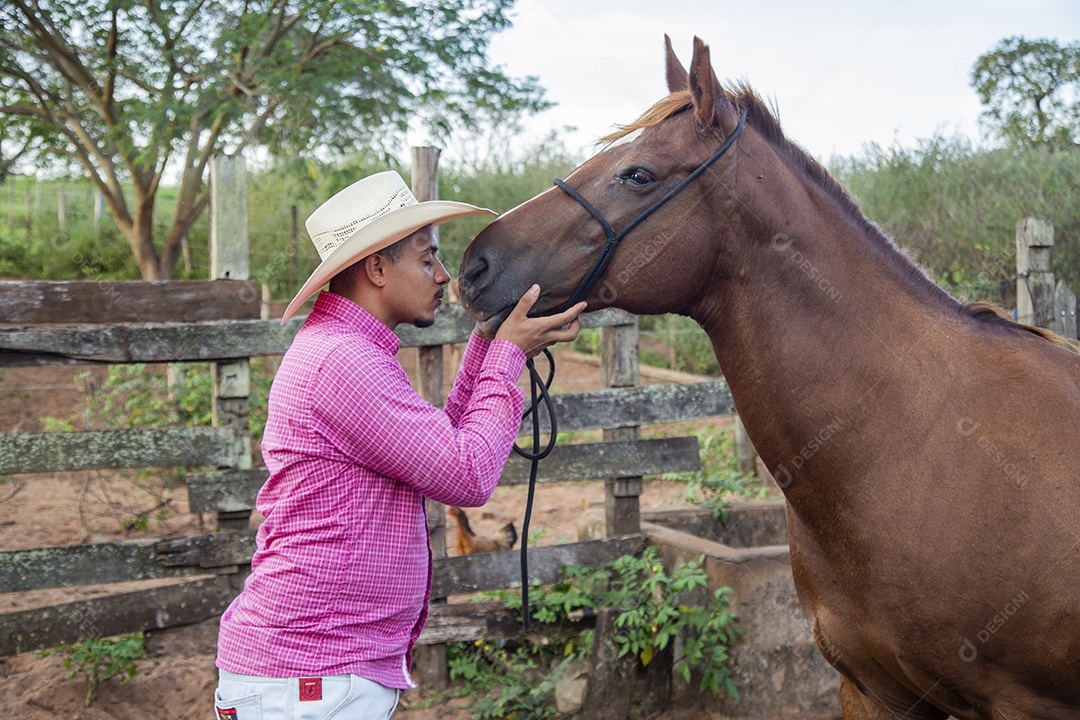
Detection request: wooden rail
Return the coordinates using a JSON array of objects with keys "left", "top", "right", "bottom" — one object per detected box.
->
[{"left": 0, "top": 304, "right": 635, "bottom": 366}]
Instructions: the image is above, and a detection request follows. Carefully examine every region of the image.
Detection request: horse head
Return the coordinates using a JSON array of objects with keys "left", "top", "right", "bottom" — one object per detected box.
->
[{"left": 459, "top": 36, "right": 752, "bottom": 331}]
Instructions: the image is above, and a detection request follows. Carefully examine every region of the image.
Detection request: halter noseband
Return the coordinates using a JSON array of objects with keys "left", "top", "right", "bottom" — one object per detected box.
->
[{"left": 554, "top": 107, "right": 748, "bottom": 307}]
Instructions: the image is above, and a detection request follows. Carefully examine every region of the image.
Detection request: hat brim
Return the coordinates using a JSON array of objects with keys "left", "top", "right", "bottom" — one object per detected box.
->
[{"left": 282, "top": 200, "right": 494, "bottom": 322}]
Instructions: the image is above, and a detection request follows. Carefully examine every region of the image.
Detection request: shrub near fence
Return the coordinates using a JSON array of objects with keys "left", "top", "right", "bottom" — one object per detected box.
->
[{"left": 0, "top": 154, "right": 739, "bottom": 698}]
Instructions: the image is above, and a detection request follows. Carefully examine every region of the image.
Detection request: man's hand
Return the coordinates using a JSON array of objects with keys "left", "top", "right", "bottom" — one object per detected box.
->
[{"left": 492, "top": 285, "right": 587, "bottom": 358}]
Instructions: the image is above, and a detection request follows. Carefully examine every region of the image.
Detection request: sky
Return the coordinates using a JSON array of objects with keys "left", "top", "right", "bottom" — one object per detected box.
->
[{"left": 422, "top": 0, "right": 1080, "bottom": 163}]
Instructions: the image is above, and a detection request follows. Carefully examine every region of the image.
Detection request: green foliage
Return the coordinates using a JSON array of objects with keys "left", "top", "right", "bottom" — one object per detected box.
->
[
  {"left": 639, "top": 315, "right": 720, "bottom": 375},
  {"left": 570, "top": 327, "right": 600, "bottom": 356},
  {"left": 666, "top": 426, "right": 771, "bottom": 521},
  {"left": 832, "top": 135, "right": 1080, "bottom": 300},
  {"left": 971, "top": 36, "right": 1080, "bottom": 148},
  {"left": 37, "top": 633, "right": 146, "bottom": 707},
  {"left": 0, "top": 0, "right": 550, "bottom": 278},
  {"left": 66, "top": 365, "right": 210, "bottom": 431},
  {"left": 44, "top": 362, "right": 273, "bottom": 440},
  {"left": 447, "top": 640, "right": 577, "bottom": 719},
  {"left": 454, "top": 547, "right": 742, "bottom": 717}
]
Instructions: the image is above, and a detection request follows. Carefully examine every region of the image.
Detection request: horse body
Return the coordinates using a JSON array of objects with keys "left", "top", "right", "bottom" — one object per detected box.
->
[{"left": 458, "top": 36, "right": 1080, "bottom": 719}]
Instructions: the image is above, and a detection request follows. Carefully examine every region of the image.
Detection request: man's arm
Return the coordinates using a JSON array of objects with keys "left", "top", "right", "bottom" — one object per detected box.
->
[{"left": 311, "top": 343, "right": 526, "bottom": 507}]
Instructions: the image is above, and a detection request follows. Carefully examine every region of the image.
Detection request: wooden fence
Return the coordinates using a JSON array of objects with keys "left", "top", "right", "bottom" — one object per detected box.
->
[{"left": 0, "top": 153, "right": 737, "bottom": 692}]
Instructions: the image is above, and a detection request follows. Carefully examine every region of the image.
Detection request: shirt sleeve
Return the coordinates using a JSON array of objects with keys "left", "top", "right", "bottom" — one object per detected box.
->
[
  {"left": 308, "top": 338, "right": 527, "bottom": 507},
  {"left": 443, "top": 332, "right": 503, "bottom": 427}
]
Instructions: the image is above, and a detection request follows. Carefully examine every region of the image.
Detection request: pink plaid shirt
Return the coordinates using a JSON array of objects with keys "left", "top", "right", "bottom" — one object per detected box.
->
[{"left": 216, "top": 291, "right": 525, "bottom": 689}]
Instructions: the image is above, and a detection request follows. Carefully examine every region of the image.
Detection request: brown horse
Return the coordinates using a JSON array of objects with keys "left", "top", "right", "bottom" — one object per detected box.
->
[{"left": 459, "top": 36, "right": 1080, "bottom": 720}]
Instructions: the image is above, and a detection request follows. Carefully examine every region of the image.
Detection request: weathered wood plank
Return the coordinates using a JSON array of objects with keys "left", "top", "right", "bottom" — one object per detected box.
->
[
  {"left": 0, "top": 318, "right": 304, "bottom": 365},
  {"left": 0, "top": 427, "right": 239, "bottom": 474},
  {"left": 155, "top": 531, "right": 256, "bottom": 569},
  {"left": 0, "top": 577, "right": 235, "bottom": 656},
  {"left": 499, "top": 437, "right": 699, "bottom": 486},
  {"left": 432, "top": 534, "right": 647, "bottom": 598},
  {"left": 0, "top": 532, "right": 255, "bottom": 593},
  {"left": 186, "top": 468, "right": 269, "bottom": 514},
  {"left": 0, "top": 280, "right": 261, "bottom": 325},
  {"left": 517, "top": 380, "right": 735, "bottom": 435},
  {"left": 187, "top": 438, "right": 700, "bottom": 514},
  {"left": 1, "top": 541, "right": 190, "bottom": 593},
  {"left": 417, "top": 600, "right": 595, "bottom": 645},
  {"left": 0, "top": 305, "right": 637, "bottom": 366}
]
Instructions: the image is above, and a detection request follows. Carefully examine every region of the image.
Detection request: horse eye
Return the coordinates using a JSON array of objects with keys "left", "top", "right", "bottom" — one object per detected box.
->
[{"left": 619, "top": 168, "right": 655, "bottom": 187}]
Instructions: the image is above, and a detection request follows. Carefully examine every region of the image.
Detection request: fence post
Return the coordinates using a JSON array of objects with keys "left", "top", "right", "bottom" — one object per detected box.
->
[
  {"left": 93, "top": 191, "right": 104, "bottom": 230},
  {"left": 732, "top": 415, "right": 757, "bottom": 478},
  {"left": 1015, "top": 218, "right": 1055, "bottom": 328},
  {"left": 1052, "top": 279, "right": 1077, "bottom": 340},
  {"left": 601, "top": 318, "right": 641, "bottom": 536},
  {"left": 410, "top": 146, "right": 450, "bottom": 691},
  {"left": 210, "top": 154, "right": 253, "bottom": 534}
]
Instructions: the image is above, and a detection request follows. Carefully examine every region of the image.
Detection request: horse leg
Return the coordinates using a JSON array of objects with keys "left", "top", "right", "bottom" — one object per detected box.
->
[{"left": 839, "top": 675, "right": 949, "bottom": 720}]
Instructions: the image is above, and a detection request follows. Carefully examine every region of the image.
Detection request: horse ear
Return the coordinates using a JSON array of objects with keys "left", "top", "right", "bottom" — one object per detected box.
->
[
  {"left": 688, "top": 36, "right": 727, "bottom": 130},
  {"left": 664, "top": 35, "right": 688, "bottom": 93}
]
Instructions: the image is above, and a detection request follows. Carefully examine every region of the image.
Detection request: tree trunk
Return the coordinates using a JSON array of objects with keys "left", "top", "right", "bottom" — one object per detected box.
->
[{"left": 128, "top": 200, "right": 162, "bottom": 280}]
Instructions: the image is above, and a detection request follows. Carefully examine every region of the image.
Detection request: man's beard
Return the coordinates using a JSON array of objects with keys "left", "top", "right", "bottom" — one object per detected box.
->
[{"left": 413, "top": 316, "right": 435, "bottom": 328}]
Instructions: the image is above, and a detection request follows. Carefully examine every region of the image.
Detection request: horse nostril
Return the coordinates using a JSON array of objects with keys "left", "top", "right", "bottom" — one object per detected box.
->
[{"left": 460, "top": 255, "right": 489, "bottom": 291}]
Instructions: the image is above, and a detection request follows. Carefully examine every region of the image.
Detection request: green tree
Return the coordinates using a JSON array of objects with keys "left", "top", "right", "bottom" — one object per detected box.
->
[
  {"left": 0, "top": 0, "right": 548, "bottom": 279},
  {"left": 971, "top": 36, "right": 1080, "bottom": 148}
]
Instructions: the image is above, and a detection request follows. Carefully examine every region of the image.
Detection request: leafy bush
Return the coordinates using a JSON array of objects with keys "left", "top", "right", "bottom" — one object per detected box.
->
[
  {"left": 37, "top": 633, "right": 146, "bottom": 707},
  {"left": 639, "top": 315, "right": 720, "bottom": 375},
  {"left": 833, "top": 136, "right": 1080, "bottom": 303},
  {"left": 447, "top": 640, "right": 577, "bottom": 720},
  {"left": 666, "top": 425, "right": 772, "bottom": 521},
  {"left": 449, "top": 548, "right": 742, "bottom": 717},
  {"left": 45, "top": 361, "right": 273, "bottom": 441}
]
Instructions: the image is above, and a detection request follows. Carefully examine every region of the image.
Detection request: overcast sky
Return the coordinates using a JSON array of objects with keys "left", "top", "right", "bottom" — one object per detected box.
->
[{"left": 422, "top": 0, "right": 1079, "bottom": 163}]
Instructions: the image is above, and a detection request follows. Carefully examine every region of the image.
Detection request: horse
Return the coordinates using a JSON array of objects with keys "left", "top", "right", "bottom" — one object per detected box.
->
[{"left": 458, "top": 35, "right": 1080, "bottom": 720}]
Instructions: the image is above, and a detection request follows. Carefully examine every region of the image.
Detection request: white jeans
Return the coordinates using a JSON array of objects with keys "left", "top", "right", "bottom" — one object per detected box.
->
[{"left": 214, "top": 669, "right": 399, "bottom": 720}]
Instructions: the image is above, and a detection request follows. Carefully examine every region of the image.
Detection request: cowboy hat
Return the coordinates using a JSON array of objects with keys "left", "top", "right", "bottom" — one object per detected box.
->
[{"left": 282, "top": 170, "right": 493, "bottom": 322}]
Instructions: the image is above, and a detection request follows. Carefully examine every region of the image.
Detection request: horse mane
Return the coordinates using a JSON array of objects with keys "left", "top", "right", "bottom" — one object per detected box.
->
[
  {"left": 962, "top": 301, "right": 1076, "bottom": 347},
  {"left": 601, "top": 85, "right": 1070, "bottom": 347}
]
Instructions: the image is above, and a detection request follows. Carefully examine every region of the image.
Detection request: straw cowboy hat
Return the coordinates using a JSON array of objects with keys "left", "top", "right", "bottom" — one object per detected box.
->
[{"left": 282, "top": 171, "right": 493, "bottom": 322}]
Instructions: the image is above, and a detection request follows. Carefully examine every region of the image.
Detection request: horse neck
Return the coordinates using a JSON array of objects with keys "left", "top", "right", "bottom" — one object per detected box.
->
[{"left": 689, "top": 165, "right": 962, "bottom": 506}]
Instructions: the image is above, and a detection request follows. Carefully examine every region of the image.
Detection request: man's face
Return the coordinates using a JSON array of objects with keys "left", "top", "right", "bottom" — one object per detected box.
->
[{"left": 383, "top": 225, "right": 451, "bottom": 328}]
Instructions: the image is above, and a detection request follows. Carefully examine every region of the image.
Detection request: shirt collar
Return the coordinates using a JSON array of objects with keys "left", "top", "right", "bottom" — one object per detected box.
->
[{"left": 311, "top": 291, "right": 401, "bottom": 355}]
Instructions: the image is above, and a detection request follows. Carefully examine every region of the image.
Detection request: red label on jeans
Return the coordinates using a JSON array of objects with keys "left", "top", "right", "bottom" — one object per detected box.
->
[
  {"left": 299, "top": 677, "right": 322, "bottom": 702},
  {"left": 216, "top": 708, "right": 237, "bottom": 720}
]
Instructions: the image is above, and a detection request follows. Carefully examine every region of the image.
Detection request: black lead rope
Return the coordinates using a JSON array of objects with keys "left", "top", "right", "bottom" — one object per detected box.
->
[
  {"left": 512, "top": 349, "right": 557, "bottom": 632},
  {"left": 511, "top": 108, "right": 746, "bottom": 632}
]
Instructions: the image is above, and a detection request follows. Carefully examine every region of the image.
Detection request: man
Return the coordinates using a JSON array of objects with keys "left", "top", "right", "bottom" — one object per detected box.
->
[{"left": 213, "top": 171, "right": 586, "bottom": 719}]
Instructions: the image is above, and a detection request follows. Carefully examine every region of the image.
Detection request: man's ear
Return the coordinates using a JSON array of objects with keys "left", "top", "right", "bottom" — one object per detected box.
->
[{"left": 362, "top": 254, "right": 387, "bottom": 287}]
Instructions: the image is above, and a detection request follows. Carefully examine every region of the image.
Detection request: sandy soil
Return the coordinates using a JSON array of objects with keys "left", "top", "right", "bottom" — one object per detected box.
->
[{"left": 0, "top": 347, "right": 737, "bottom": 720}]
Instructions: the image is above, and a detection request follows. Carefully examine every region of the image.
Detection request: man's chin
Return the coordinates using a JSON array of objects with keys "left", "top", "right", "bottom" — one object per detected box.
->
[{"left": 412, "top": 316, "right": 436, "bottom": 329}]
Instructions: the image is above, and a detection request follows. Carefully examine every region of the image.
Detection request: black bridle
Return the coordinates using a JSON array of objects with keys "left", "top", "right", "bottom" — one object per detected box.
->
[{"left": 514, "top": 107, "right": 747, "bottom": 632}]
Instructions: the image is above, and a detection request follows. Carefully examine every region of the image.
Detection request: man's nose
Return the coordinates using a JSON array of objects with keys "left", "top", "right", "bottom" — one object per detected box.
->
[{"left": 435, "top": 257, "right": 451, "bottom": 284}]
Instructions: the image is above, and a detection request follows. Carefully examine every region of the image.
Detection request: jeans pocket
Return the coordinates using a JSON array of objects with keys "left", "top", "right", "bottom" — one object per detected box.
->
[
  {"left": 214, "top": 689, "right": 261, "bottom": 720},
  {"left": 304, "top": 675, "right": 354, "bottom": 720}
]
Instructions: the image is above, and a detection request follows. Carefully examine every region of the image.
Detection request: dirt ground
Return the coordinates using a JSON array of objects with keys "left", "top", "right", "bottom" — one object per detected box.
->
[{"left": 0, "top": 346, "right": 737, "bottom": 720}]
